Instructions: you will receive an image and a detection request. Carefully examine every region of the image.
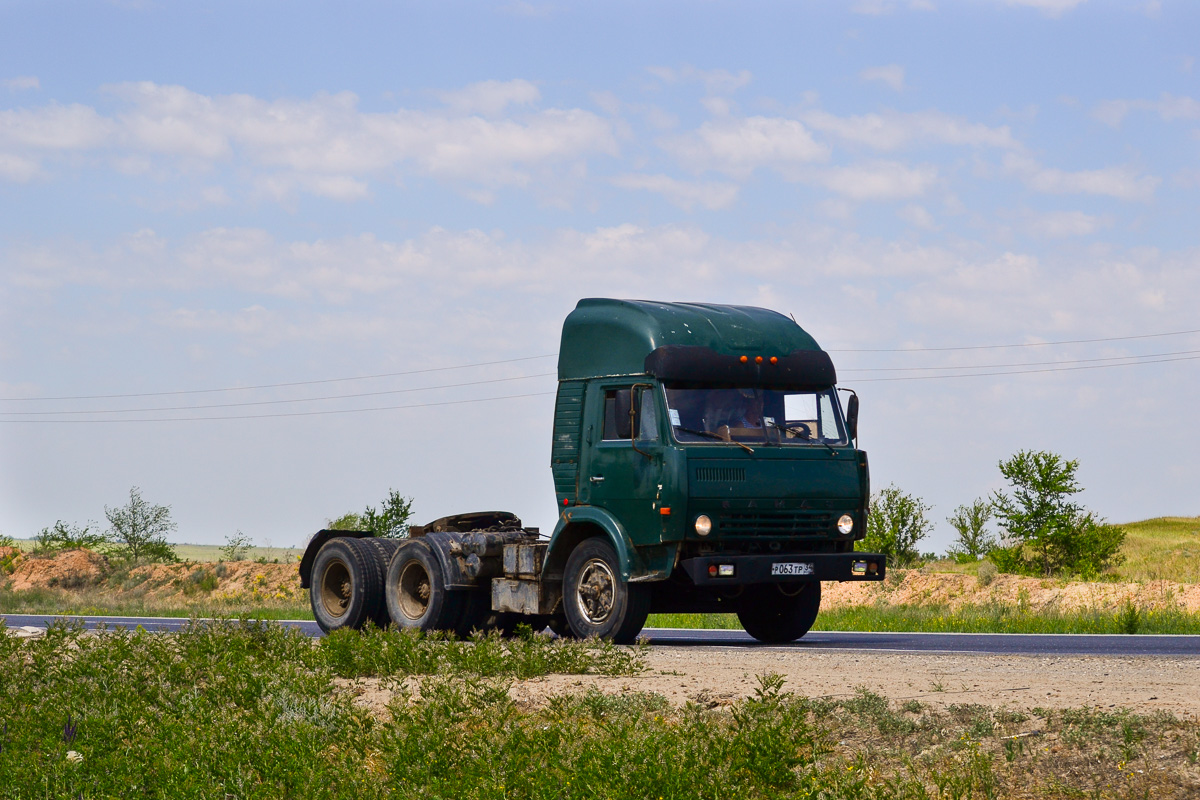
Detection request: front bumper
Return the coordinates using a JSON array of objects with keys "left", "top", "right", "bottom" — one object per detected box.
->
[{"left": 680, "top": 551, "right": 886, "bottom": 586}]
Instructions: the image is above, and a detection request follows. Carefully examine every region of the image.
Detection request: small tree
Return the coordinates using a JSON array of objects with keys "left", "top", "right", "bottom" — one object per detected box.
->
[
  {"left": 104, "top": 487, "right": 179, "bottom": 565},
  {"left": 946, "top": 499, "right": 996, "bottom": 563},
  {"left": 330, "top": 489, "right": 414, "bottom": 539},
  {"left": 362, "top": 489, "right": 414, "bottom": 539},
  {"left": 858, "top": 484, "right": 933, "bottom": 568},
  {"left": 221, "top": 530, "right": 254, "bottom": 561},
  {"left": 990, "top": 450, "right": 1125, "bottom": 577},
  {"left": 326, "top": 512, "right": 365, "bottom": 531}
]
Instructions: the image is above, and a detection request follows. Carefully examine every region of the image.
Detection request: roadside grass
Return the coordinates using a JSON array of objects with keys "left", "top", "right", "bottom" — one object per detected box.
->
[
  {"left": 2, "top": 621, "right": 1197, "bottom": 799},
  {"left": 650, "top": 602, "right": 1200, "bottom": 634},
  {"left": 0, "top": 585, "right": 313, "bottom": 620}
]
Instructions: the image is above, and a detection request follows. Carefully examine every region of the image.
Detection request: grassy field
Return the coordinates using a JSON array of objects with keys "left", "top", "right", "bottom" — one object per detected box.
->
[
  {"left": 2, "top": 619, "right": 1196, "bottom": 799},
  {"left": 928, "top": 516, "right": 1200, "bottom": 583}
]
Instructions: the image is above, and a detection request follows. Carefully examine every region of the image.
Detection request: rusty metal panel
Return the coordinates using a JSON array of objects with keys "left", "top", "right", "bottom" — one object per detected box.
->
[
  {"left": 491, "top": 577, "right": 561, "bottom": 616},
  {"left": 503, "top": 543, "right": 547, "bottom": 578}
]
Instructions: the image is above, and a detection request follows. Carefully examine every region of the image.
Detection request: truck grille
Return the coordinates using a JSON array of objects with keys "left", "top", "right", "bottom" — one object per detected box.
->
[
  {"left": 717, "top": 510, "right": 832, "bottom": 536},
  {"left": 695, "top": 467, "right": 746, "bottom": 482}
]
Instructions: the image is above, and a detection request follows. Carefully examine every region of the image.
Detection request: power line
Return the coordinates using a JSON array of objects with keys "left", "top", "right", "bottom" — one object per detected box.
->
[
  {"left": 839, "top": 348, "right": 1200, "bottom": 374},
  {"left": 0, "top": 353, "right": 558, "bottom": 402},
  {"left": 850, "top": 352, "right": 1200, "bottom": 382},
  {"left": 0, "top": 391, "right": 557, "bottom": 424},
  {"left": 0, "top": 372, "right": 557, "bottom": 416},
  {"left": 827, "top": 328, "right": 1200, "bottom": 353}
]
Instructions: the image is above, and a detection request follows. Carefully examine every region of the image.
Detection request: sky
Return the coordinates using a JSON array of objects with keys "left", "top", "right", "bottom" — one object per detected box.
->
[{"left": 1, "top": 0, "right": 1197, "bottom": 553}]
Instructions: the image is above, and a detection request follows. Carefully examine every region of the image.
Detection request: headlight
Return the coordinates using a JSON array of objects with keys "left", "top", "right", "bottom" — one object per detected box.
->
[
  {"left": 694, "top": 515, "right": 712, "bottom": 536},
  {"left": 837, "top": 514, "right": 854, "bottom": 535}
]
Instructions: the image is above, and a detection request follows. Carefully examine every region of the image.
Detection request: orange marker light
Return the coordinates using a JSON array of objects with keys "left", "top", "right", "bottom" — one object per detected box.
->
[
  {"left": 770, "top": 356, "right": 778, "bottom": 364},
  {"left": 660, "top": 507, "right": 671, "bottom": 516},
  {"left": 740, "top": 355, "right": 748, "bottom": 363},
  {"left": 755, "top": 355, "right": 763, "bottom": 364}
]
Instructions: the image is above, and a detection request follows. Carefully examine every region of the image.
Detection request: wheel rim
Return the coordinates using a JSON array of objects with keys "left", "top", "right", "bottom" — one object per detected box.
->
[
  {"left": 319, "top": 560, "right": 352, "bottom": 618},
  {"left": 397, "top": 560, "right": 432, "bottom": 621},
  {"left": 575, "top": 557, "right": 616, "bottom": 625}
]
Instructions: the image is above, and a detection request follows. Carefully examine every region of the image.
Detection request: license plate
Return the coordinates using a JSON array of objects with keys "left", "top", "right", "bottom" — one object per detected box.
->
[{"left": 771, "top": 562, "right": 814, "bottom": 576}]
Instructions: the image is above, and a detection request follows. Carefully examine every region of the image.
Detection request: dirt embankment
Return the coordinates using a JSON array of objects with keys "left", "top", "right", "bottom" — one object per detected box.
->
[{"left": 0, "top": 546, "right": 300, "bottom": 603}]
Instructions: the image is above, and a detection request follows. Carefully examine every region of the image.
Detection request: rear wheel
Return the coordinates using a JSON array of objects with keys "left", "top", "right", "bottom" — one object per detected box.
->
[
  {"left": 360, "top": 537, "right": 401, "bottom": 628},
  {"left": 385, "top": 540, "right": 466, "bottom": 634},
  {"left": 736, "top": 582, "right": 821, "bottom": 644},
  {"left": 563, "top": 538, "right": 649, "bottom": 644},
  {"left": 310, "top": 537, "right": 385, "bottom": 633}
]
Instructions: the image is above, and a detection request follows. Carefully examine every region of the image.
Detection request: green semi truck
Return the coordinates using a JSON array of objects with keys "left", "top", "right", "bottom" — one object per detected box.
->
[{"left": 299, "top": 298, "right": 886, "bottom": 643}]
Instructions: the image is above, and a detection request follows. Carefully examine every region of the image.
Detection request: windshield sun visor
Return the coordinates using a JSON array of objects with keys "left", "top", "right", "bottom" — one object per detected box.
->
[{"left": 644, "top": 345, "right": 836, "bottom": 389}]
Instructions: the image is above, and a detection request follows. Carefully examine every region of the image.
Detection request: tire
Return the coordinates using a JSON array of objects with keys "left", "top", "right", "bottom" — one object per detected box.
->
[
  {"left": 736, "top": 581, "right": 822, "bottom": 644},
  {"left": 385, "top": 539, "right": 466, "bottom": 635},
  {"left": 359, "top": 538, "right": 401, "bottom": 628},
  {"left": 562, "top": 538, "right": 649, "bottom": 644},
  {"left": 309, "top": 537, "right": 384, "bottom": 634}
]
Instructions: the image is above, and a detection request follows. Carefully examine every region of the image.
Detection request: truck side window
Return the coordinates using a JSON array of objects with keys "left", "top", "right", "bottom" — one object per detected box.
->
[
  {"left": 636, "top": 388, "right": 659, "bottom": 443},
  {"left": 602, "top": 389, "right": 638, "bottom": 440}
]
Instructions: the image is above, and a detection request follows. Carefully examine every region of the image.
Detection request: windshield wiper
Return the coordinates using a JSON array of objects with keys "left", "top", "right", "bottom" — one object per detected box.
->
[
  {"left": 767, "top": 421, "right": 838, "bottom": 454},
  {"left": 674, "top": 425, "right": 755, "bottom": 454}
]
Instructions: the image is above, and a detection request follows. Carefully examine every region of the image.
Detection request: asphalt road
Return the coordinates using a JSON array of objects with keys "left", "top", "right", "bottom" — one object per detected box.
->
[{"left": 4, "top": 613, "right": 1200, "bottom": 656}]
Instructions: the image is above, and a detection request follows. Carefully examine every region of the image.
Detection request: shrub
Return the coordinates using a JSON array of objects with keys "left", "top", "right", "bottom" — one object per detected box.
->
[
  {"left": 859, "top": 484, "right": 933, "bottom": 568},
  {"left": 976, "top": 560, "right": 998, "bottom": 587},
  {"left": 991, "top": 450, "right": 1125, "bottom": 577},
  {"left": 31, "top": 520, "right": 106, "bottom": 556},
  {"left": 221, "top": 530, "right": 253, "bottom": 561},
  {"left": 946, "top": 499, "right": 996, "bottom": 563}
]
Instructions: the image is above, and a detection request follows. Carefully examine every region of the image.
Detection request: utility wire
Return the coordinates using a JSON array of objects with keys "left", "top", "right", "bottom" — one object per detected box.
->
[
  {"left": 839, "top": 348, "right": 1200, "bottom": 374},
  {"left": 0, "top": 353, "right": 558, "bottom": 402},
  {"left": 0, "top": 391, "right": 557, "bottom": 424},
  {"left": 0, "top": 372, "right": 557, "bottom": 416},
  {"left": 826, "top": 328, "right": 1200, "bottom": 353},
  {"left": 850, "top": 352, "right": 1200, "bottom": 382}
]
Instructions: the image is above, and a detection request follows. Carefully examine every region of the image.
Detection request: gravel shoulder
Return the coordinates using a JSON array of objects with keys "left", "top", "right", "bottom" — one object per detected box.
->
[{"left": 510, "top": 646, "right": 1200, "bottom": 716}]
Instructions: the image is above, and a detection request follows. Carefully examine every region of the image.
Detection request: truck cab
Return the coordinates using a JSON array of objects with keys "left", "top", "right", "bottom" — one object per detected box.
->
[
  {"left": 300, "top": 298, "right": 885, "bottom": 644},
  {"left": 541, "top": 299, "right": 883, "bottom": 641}
]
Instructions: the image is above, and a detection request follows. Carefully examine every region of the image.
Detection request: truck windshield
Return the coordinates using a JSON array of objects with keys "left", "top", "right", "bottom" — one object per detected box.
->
[{"left": 663, "top": 385, "right": 848, "bottom": 446}]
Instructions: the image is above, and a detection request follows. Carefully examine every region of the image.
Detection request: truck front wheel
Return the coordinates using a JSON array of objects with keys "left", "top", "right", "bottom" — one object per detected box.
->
[
  {"left": 737, "top": 582, "right": 821, "bottom": 644},
  {"left": 563, "top": 538, "right": 649, "bottom": 644}
]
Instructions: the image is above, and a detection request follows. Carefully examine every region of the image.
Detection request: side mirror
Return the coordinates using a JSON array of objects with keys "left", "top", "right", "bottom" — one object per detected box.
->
[{"left": 846, "top": 393, "right": 859, "bottom": 442}]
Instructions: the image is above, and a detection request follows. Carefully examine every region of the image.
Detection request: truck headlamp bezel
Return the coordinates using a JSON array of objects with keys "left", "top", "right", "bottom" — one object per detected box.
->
[
  {"left": 694, "top": 515, "right": 713, "bottom": 537},
  {"left": 837, "top": 514, "right": 854, "bottom": 535}
]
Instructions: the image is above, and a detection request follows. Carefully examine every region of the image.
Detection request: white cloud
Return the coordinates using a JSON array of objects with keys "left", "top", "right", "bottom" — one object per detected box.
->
[
  {"left": 0, "top": 153, "right": 39, "bottom": 181},
  {"left": 1027, "top": 210, "right": 1106, "bottom": 238},
  {"left": 0, "top": 82, "right": 618, "bottom": 194},
  {"left": 3, "top": 76, "right": 40, "bottom": 91},
  {"left": 436, "top": 79, "right": 541, "bottom": 116},
  {"left": 610, "top": 173, "right": 739, "bottom": 210},
  {"left": 0, "top": 103, "right": 115, "bottom": 150},
  {"left": 800, "top": 109, "right": 1018, "bottom": 151},
  {"left": 646, "top": 66, "right": 752, "bottom": 95},
  {"left": 860, "top": 65, "right": 906, "bottom": 92},
  {"left": 661, "top": 116, "right": 830, "bottom": 178},
  {"left": 1004, "top": 154, "right": 1159, "bottom": 201},
  {"left": 1092, "top": 93, "right": 1200, "bottom": 127},
  {"left": 820, "top": 161, "right": 938, "bottom": 200},
  {"left": 1003, "top": 0, "right": 1088, "bottom": 17},
  {"left": 898, "top": 204, "right": 937, "bottom": 229}
]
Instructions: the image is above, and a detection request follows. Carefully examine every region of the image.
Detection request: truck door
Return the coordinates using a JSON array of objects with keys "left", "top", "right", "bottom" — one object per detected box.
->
[{"left": 580, "top": 384, "right": 665, "bottom": 547}]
